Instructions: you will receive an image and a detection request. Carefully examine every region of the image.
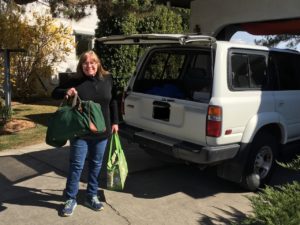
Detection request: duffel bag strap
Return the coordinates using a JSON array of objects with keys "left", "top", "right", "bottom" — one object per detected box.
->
[{"left": 58, "top": 93, "right": 81, "bottom": 108}]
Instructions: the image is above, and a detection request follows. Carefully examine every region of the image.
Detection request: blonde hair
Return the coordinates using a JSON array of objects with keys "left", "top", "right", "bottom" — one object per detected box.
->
[{"left": 76, "top": 50, "right": 109, "bottom": 78}]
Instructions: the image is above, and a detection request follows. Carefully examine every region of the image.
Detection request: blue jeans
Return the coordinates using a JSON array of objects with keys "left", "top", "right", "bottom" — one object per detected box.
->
[{"left": 66, "top": 138, "right": 108, "bottom": 199}]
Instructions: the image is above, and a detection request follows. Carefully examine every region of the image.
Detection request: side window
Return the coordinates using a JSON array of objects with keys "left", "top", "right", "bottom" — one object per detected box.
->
[
  {"left": 231, "top": 54, "right": 249, "bottom": 88},
  {"left": 231, "top": 52, "right": 267, "bottom": 89},
  {"left": 249, "top": 55, "right": 267, "bottom": 88},
  {"left": 272, "top": 52, "right": 300, "bottom": 90}
]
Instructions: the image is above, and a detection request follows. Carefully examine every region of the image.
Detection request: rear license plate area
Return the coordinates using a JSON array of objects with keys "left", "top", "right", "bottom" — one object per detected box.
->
[{"left": 152, "top": 101, "right": 170, "bottom": 121}]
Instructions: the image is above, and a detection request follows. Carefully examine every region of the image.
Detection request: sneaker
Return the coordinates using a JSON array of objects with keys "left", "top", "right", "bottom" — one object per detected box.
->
[
  {"left": 84, "top": 195, "right": 104, "bottom": 211},
  {"left": 61, "top": 199, "right": 77, "bottom": 217}
]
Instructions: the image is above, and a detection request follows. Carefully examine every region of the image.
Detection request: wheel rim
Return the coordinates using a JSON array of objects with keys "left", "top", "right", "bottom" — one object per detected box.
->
[{"left": 253, "top": 146, "right": 273, "bottom": 179}]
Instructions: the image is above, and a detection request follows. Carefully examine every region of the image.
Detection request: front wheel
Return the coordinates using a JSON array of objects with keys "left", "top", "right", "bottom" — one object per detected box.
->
[{"left": 242, "top": 132, "right": 278, "bottom": 191}]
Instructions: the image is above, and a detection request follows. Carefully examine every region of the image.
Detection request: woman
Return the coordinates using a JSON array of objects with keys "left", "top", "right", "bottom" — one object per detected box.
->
[{"left": 52, "top": 50, "right": 119, "bottom": 217}]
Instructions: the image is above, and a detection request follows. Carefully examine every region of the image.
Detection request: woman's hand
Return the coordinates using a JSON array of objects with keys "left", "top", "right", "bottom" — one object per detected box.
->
[
  {"left": 111, "top": 124, "right": 119, "bottom": 133},
  {"left": 65, "top": 87, "right": 77, "bottom": 98}
]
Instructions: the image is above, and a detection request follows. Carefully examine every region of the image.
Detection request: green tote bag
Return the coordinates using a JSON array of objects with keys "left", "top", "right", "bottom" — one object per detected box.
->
[{"left": 107, "top": 133, "right": 128, "bottom": 191}]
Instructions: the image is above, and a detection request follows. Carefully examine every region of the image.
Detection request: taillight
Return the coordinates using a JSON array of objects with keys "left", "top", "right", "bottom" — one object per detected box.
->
[{"left": 206, "top": 105, "right": 222, "bottom": 137}]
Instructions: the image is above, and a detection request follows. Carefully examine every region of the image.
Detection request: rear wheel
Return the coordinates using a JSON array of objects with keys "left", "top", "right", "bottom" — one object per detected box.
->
[{"left": 242, "top": 132, "right": 278, "bottom": 191}]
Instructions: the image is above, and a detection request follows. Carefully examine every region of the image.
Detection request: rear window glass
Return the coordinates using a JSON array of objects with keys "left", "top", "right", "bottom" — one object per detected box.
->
[
  {"left": 140, "top": 52, "right": 185, "bottom": 80},
  {"left": 133, "top": 48, "right": 212, "bottom": 102}
]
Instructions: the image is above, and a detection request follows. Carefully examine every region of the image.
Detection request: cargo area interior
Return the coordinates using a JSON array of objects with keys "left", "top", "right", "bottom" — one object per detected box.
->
[{"left": 132, "top": 47, "right": 213, "bottom": 102}]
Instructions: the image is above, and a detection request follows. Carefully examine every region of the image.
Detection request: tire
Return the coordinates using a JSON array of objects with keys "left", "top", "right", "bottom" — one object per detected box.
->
[{"left": 241, "top": 132, "right": 278, "bottom": 191}]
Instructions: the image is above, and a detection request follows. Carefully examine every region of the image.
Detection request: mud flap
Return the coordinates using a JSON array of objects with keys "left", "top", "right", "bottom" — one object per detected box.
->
[{"left": 217, "top": 142, "right": 251, "bottom": 183}]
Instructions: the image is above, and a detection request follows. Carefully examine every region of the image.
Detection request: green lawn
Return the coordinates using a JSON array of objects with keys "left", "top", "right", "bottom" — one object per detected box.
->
[{"left": 0, "top": 99, "right": 58, "bottom": 151}]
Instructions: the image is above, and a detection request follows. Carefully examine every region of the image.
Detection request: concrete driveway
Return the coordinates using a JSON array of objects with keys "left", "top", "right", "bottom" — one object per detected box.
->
[{"left": 0, "top": 139, "right": 299, "bottom": 225}]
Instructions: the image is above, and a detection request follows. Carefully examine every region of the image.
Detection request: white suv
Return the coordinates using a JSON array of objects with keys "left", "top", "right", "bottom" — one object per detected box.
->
[{"left": 98, "top": 34, "right": 300, "bottom": 190}]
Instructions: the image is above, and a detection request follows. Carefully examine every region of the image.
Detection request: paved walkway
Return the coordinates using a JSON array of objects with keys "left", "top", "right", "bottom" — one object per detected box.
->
[
  {"left": 1, "top": 141, "right": 299, "bottom": 225},
  {"left": 0, "top": 141, "right": 166, "bottom": 225}
]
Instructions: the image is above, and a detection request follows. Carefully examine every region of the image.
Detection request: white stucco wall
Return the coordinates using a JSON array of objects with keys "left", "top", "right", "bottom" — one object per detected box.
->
[
  {"left": 24, "top": 0, "right": 99, "bottom": 86},
  {"left": 191, "top": 0, "right": 300, "bottom": 36},
  {"left": 56, "top": 7, "right": 99, "bottom": 76}
]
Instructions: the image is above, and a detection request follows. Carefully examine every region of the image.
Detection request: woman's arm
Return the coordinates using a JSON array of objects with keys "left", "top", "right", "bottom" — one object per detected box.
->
[{"left": 51, "top": 79, "right": 81, "bottom": 99}]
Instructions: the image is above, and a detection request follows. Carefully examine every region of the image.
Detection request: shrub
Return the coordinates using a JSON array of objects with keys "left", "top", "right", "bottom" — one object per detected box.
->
[
  {"left": 95, "top": 2, "right": 190, "bottom": 93},
  {"left": 241, "top": 156, "right": 300, "bottom": 225},
  {"left": 0, "top": 2, "right": 74, "bottom": 98}
]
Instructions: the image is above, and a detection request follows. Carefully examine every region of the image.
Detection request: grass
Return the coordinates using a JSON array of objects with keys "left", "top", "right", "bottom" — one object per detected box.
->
[{"left": 0, "top": 99, "right": 59, "bottom": 151}]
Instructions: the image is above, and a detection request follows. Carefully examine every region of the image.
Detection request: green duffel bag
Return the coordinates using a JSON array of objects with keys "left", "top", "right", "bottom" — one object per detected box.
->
[{"left": 46, "top": 94, "right": 106, "bottom": 147}]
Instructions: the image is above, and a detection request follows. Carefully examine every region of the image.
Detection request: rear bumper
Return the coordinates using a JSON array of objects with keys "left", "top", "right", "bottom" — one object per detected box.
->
[{"left": 119, "top": 123, "right": 240, "bottom": 164}]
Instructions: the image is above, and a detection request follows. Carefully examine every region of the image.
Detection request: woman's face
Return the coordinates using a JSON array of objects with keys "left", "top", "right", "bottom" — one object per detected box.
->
[{"left": 82, "top": 54, "right": 98, "bottom": 77}]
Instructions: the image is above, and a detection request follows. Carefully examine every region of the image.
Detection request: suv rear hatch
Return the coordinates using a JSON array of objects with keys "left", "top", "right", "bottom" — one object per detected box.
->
[{"left": 97, "top": 34, "right": 216, "bottom": 146}]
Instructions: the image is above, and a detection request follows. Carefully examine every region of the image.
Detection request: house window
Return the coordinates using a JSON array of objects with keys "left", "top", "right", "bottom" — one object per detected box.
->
[{"left": 75, "top": 34, "right": 94, "bottom": 57}]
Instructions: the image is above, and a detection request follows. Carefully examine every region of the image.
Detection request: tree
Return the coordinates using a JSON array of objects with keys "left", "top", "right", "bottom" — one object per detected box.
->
[
  {"left": 0, "top": 0, "right": 95, "bottom": 20},
  {"left": 11, "top": 0, "right": 185, "bottom": 21},
  {"left": 6, "top": 0, "right": 112, "bottom": 20},
  {"left": 0, "top": 2, "right": 74, "bottom": 97},
  {"left": 255, "top": 35, "right": 300, "bottom": 49},
  {"left": 95, "top": 1, "right": 190, "bottom": 93}
]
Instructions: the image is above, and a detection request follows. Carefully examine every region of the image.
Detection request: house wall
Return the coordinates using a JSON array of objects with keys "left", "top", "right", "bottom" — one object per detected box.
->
[
  {"left": 24, "top": 0, "right": 99, "bottom": 90},
  {"left": 56, "top": 8, "right": 99, "bottom": 77},
  {"left": 190, "top": 0, "right": 300, "bottom": 37}
]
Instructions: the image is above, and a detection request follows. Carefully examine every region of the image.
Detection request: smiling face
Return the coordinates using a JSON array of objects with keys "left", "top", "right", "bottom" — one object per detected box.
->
[{"left": 82, "top": 54, "right": 98, "bottom": 77}]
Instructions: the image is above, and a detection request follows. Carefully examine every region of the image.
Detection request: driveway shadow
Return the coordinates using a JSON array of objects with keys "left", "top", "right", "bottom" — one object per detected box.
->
[
  {"left": 0, "top": 147, "right": 68, "bottom": 215},
  {"left": 0, "top": 139, "right": 299, "bottom": 220},
  {"left": 198, "top": 206, "right": 247, "bottom": 225},
  {"left": 107, "top": 139, "right": 300, "bottom": 199},
  {"left": 0, "top": 180, "right": 64, "bottom": 214},
  {"left": 25, "top": 113, "right": 54, "bottom": 127}
]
